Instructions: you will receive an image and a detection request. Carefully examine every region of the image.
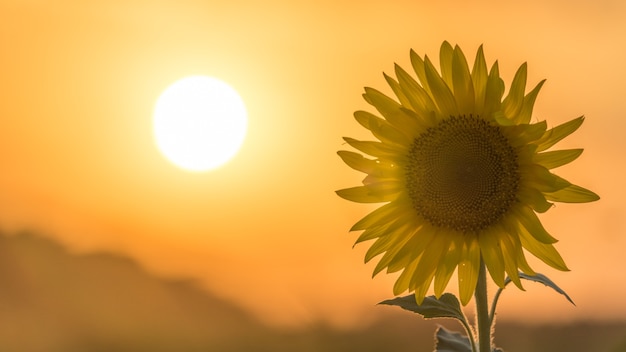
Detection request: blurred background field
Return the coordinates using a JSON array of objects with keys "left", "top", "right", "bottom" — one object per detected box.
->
[{"left": 1, "top": 231, "right": 624, "bottom": 352}]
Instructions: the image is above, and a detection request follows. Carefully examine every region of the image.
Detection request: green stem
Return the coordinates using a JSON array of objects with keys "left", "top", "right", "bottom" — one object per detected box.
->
[
  {"left": 461, "top": 318, "right": 478, "bottom": 352},
  {"left": 488, "top": 287, "right": 504, "bottom": 330},
  {"left": 475, "top": 257, "right": 491, "bottom": 352}
]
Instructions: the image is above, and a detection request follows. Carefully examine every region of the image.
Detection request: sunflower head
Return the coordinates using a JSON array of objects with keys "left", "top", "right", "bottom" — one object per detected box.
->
[{"left": 337, "top": 41, "right": 599, "bottom": 305}]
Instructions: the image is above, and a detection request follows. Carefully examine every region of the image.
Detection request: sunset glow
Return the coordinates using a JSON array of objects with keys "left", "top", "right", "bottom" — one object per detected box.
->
[
  {"left": 0, "top": 1, "right": 623, "bottom": 341},
  {"left": 153, "top": 76, "right": 247, "bottom": 172}
]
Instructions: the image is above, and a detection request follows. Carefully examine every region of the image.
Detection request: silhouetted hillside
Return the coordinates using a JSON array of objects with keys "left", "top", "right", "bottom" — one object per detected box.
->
[{"left": 0, "top": 232, "right": 624, "bottom": 351}]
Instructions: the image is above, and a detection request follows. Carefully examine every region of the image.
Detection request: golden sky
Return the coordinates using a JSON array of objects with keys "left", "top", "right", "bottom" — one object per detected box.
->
[{"left": 1, "top": 0, "right": 625, "bottom": 328}]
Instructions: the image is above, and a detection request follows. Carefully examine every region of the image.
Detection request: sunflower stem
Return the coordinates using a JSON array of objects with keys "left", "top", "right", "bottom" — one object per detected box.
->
[{"left": 475, "top": 257, "right": 491, "bottom": 352}]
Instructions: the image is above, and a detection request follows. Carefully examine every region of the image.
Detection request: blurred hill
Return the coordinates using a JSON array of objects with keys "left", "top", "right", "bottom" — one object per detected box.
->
[{"left": 0, "top": 231, "right": 624, "bottom": 352}]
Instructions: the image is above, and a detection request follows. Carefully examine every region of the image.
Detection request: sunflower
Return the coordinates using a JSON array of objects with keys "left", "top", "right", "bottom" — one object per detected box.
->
[{"left": 336, "top": 42, "right": 599, "bottom": 305}]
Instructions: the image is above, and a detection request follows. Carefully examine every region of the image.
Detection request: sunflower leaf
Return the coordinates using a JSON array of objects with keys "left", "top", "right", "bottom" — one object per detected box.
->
[
  {"left": 435, "top": 327, "right": 505, "bottom": 352},
  {"left": 507, "top": 272, "right": 575, "bottom": 306},
  {"left": 379, "top": 293, "right": 467, "bottom": 323},
  {"left": 435, "top": 327, "right": 472, "bottom": 352}
]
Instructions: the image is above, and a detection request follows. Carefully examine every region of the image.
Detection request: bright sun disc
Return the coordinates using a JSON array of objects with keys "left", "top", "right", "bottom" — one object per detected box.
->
[{"left": 153, "top": 76, "right": 248, "bottom": 172}]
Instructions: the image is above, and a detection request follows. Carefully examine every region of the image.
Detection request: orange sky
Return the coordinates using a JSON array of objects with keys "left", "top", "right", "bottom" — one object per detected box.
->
[{"left": 0, "top": 0, "right": 625, "bottom": 328}]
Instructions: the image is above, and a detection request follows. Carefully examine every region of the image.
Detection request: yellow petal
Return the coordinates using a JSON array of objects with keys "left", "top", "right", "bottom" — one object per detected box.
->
[
  {"left": 502, "top": 120, "right": 547, "bottom": 147},
  {"left": 479, "top": 229, "right": 506, "bottom": 287},
  {"left": 434, "top": 237, "right": 462, "bottom": 297},
  {"left": 516, "top": 79, "right": 545, "bottom": 124},
  {"left": 363, "top": 87, "right": 419, "bottom": 136},
  {"left": 393, "top": 257, "right": 419, "bottom": 296},
  {"left": 410, "top": 49, "right": 431, "bottom": 95},
  {"left": 451, "top": 45, "right": 475, "bottom": 113},
  {"left": 353, "top": 110, "right": 411, "bottom": 147},
  {"left": 439, "top": 41, "right": 455, "bottom": 88},
  {"left": 519, "top": 227, "right": 569, "bottom": 271},
  {"left": 372, "top": 227, "right": 417, "bottom": 276},
  {"left": 343, "top": 137, "right": 403, "bottom": 159},
  {"left": 354, "top": 226, "right": 387, "bottom": 245},
  {"left": 483, "top": 61, "right": 504, "bottom": 117},
  {"left": 533, "top": 149, "right": 583, "bottom": 169},
  {"left": 502, "top": 63, "right": 527, "bottom": 121},
  {"left": 517, "top": 186, "right": 553, "bottom": 213},
  {"left": 513, "top": 206, "right": 558, "bottom": 244},
  {"left": 365, "top": 234, "right": 396, "bottom": 263},
  {"left": 424, "top": 55, "right": 458, "bottom": 116},
  {"left": 336, "top": 185, "right": 399, "bottom": 203},
  {"left": 544, "top": 184, "right": 600, "bottom": 203},
  {"left": 395, "top": 64, "right": 438, "bottom": 120},
  {"left": 337, "top": 151, "right": 377, "bottom": 174},
  {"left": 521, "top": 164, "right": 571, "bottom": 193},
  {"left": 471, "top": 45, "right": 488, "bottom": 114},
  {"left": 536, "top": 116, "right": 584, "bottom": 152},
  {"left": 350, "top": 201, "right": 399, "bottom": 231},
  {"left": 387, "top": 223, "right": 437, "bottom": 273},
  {"left": 499, "top": 232, "right": 524, "bottom": 290},
  {"left": 458, "top": 238, "right": 480, "bottom": 305},
  {"left": 383, "top": 72, "right": 412, "bottom": 110},
  {"left": 409, "top": 234, "right": 447, "bottom": 291},
  {"left": 501, "top": 219, "right": 536, "bottom": 275}
]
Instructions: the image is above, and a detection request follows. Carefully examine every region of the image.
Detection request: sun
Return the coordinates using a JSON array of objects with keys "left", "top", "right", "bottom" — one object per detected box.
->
[{"left": 153, "top": 75, "right": 248, "bottom": 172}]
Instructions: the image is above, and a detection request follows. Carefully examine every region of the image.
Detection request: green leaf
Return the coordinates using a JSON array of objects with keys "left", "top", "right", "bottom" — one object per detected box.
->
[
  {"left": 514, "top": 272, "right": 575, "bottom": 305},
  {"left": 435, "top": 327, "right": 505, "bottom": 352},
  {"left": 379, "top": 293, "right": 466, "bottom": 322},
  {"left": 435, "top": 327, "right": 472, "bottom": 352}
]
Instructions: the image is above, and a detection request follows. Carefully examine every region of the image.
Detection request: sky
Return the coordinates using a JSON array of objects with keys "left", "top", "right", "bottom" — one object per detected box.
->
[{"left": 0, "top": 0, "right": 625, "bottom": 328}]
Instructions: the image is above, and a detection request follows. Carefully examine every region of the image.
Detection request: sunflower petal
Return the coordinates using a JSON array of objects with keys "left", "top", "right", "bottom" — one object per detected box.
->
[
  {"left": 409, "top": 234, "right": 447, "bottom": 292},
  {"left": 424, "top": 55, "right": 458, "bottom": 116},
  {"left": 451, "top": 45, "right": 475, "bottom": 113},
  {"left": 414, "top": 272, "right": 435, "bottom": 305},
  {"left": 514, "top": 206, "right": 558, "bottom": 244},
  {"left": 386, "top": 223, "right": 436, "bottom": 271},
  {"left": 337, "top": 151, "right": 377, "bottom": 174},
  {"left": 501, "top": 219, "right": 537, "bottom": 275},
  {"left": 483, "top": 61, "right": 504, "bottom": 117},
  {"left": 410, "top": 49, "right": 431, "bottom": 94},
  {"left": 516, "top": 79, "right": 545, "bottom": 124},
  {"left": 353, "top": 110, "right": 411, "bottom": 147},
  {"left": 458, "top": 238, "right": 480, "bottom": 305},
  {"left": 519, "top": 227, "right": 569, "bottom": 271},
  {"left": 544, "top": 184, "right": 600, "bottom": 203},
  {"left": 521, "top": 164, "right": 571, "bottom": 193},
  {"left": 434, "top": 237, "right": 462, "bottom": 297},
  {"left": 373, "top": 227, "right": 417, "bottom": 275},
  {"left": 502, "top": 63, "right": 527, "bottom": 121},
  {"left": 479, "top": 229, "right": 506, "bottom": 287},
  {"left": 363, "top": 87, "right": 419, "bottom": 135},
  {"left": 350, "top": 201, "right": 399, "bottom": 231},
  {"left": 343, "top": 137, "right": 403, "bottom": 159},
  {"left": 439, "top": 41, "right": 455, "bottom": 88},
  {"left": 533, "top": 149, "right": 583, "bottom": 169},
  {"left": 336, "top": 185, "right": 399, "bottom": 203},
  {"left": 393, "top": 257, "right": 419, "bottom": 295},
  {"left": 471, "top": 45, "right": 488, "bottom": 114},
  {"left": 517, "top": 186, "right": 553, "bottom": 213},
  {"left": 383, "top": 72, "right": 412, "bottom": 110},
  {"left": 365, "top": 234, "right": 396, "bottom": 263},
  {"left": 536, "top": 116, "right": 585, "bottom": 152},
  {"left": 395, "top": 64, "right": 438, "bottom": 119},
  {"left": 354, "top": 226, "right": 389, "bottom": 245},
  {"left": 499, "top": 232, "right": 524, "bottom": 290}
]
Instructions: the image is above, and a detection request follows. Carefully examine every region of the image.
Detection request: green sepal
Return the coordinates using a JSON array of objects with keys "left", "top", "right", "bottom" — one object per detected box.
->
[{"left": 379, "top": 293, "right": 466, "bottom": 322}]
